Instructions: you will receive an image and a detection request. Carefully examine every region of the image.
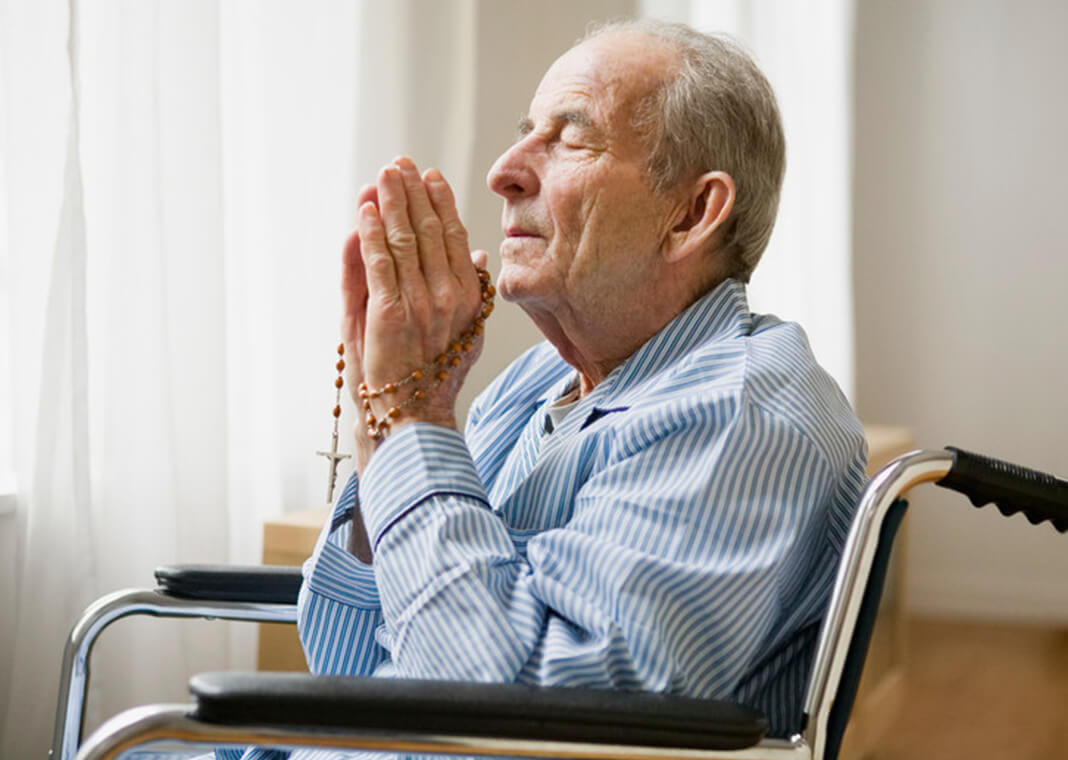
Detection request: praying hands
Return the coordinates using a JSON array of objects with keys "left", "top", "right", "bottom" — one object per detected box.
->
[{"left": 340, "top": 157, "right": 493, "bottom": 476}]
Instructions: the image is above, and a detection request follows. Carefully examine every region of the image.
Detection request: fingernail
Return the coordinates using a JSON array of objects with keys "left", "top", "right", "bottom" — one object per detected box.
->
[
  {"left": 393, "top": 155, "right": 416, "bottom": 172},
  {"left": 425, "top": 168, "right": 445, "bottom": 184}
]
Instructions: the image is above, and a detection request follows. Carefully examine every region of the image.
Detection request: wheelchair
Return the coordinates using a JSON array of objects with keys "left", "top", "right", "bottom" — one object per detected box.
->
[{"left": 52, "top": 447, "right": 1068, "bottom": 760}]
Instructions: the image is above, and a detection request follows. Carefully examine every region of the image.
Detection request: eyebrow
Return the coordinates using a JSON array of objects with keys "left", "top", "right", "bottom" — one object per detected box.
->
[{"left": 516, "top": 108, "right": 597, "bottom": 137}]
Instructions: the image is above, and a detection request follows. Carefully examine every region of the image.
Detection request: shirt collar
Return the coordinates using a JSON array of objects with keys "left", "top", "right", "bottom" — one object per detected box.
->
[
  {"left": 535, "top": 278, "right": 752, "bottom": 441},
  {"left": 594, "top": 277, "right": 752, "bottom": 399}
]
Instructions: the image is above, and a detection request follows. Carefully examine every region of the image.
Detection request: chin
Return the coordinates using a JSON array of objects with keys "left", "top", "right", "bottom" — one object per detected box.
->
[{"left": 496, "top": 265, "right": 546, "bottom": 306}]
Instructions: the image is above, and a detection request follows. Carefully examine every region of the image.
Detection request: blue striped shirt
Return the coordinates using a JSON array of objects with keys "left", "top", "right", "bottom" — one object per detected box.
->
[{"left": 215, "top": 278, "right": 867, "bottom": 760}]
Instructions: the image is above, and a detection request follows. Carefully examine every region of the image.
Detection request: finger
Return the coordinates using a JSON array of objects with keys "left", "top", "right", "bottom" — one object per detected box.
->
[
  {"left": 423, "top": 168, "right": 474, "bottom": 281},
  {"left": 358, "top": 200, "right": 400, "bottom": 306},
  {"left": 393, "top": 157, "right": 451, "bottom": 289},
  {"left": 355, "top": 183, "right": 378, "bottom": 211},
  {"left": 376, "top": 165, "right": 422, "bottom": 290},
  {"left": 471, "top": 249, "right": 489, "bottom": 270},
  {"left": 342, "top": 227, "right": 367, "bottom": 328}
]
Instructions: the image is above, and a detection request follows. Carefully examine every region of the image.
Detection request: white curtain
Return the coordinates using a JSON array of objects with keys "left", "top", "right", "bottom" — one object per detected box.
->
[
  {"left": 1, "top": 0, "right": 852, "bottom": 755},
  {"left": 642, "top": 0, "right": 857, "bottom": 399},
  {"left": 0, "top": 0, "right": 476, "bottom": 755}
]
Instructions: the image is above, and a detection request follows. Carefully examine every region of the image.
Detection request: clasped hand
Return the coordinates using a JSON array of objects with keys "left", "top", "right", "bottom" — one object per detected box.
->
[{"left": 341, "top": 157, "right": 487, "bottom": 468}]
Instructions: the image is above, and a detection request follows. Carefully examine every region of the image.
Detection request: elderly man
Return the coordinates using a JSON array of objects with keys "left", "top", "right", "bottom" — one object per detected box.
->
[{"left": 218, "top": 18, "right": 865, "bottom": 760}]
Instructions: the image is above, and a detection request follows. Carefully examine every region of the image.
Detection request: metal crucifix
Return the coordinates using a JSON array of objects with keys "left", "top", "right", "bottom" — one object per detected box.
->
[{"left": 318, "top": 342, "right": 352, "bottom": 504}]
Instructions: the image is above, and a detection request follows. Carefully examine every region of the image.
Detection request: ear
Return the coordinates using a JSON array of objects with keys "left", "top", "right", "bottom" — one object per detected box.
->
[{"left": 661, "top": 171, "right": 736, "bottom": 264}]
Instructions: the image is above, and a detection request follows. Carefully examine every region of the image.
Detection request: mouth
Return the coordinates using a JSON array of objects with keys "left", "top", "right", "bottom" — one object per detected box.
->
[{"left": 504, "top": 226, "right": 541, "bottom": 239}]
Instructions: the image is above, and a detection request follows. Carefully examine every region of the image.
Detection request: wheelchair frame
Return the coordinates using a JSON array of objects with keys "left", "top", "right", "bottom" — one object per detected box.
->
[{"left": 53, "top": 447, "right": 1068, "bottom": 760}]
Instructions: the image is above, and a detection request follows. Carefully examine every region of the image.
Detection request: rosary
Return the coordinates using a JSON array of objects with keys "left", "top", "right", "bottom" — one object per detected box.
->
[{"left": 317, "top": 267, "right": 495, "bottom": 503}]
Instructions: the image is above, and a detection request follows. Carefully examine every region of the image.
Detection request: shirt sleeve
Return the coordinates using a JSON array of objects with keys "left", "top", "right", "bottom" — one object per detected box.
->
[
  {"left": 295, "top": 470, "right": 389, "bottom": 678},
  {"left": 359, "top": 402, "right": 851, "bottom": 698}
]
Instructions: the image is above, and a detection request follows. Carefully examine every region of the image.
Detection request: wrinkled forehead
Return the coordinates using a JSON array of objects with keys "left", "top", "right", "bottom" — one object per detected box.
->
[{"left": 530, "top": 31, "right": 678, "bottom": 126}]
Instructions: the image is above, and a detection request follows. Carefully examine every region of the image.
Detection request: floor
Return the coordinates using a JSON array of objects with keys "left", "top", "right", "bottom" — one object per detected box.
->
[{"left": 873, "top": 617, "right": 1068, "bottom": 760}]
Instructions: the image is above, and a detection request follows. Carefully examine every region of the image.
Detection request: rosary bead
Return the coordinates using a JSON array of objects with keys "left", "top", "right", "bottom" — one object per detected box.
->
[
  {"left": 336, "top": 359, "right": 346, "bottom": 372},
  {"left": 333, "top": 405, "right": 342, "bottom": 418},
  {"left": 356, "top": 266, "right": 494, "bottom": 441},
  {"left": 337, "top": 343, "right": 345, "bottom": 355},
  {"left": 334, "top": 377, "right": 344, "bottom": 389}
]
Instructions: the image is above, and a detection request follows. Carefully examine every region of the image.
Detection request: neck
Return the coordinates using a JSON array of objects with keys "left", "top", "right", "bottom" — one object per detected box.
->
[{"left": 522, "top": 274, "right": 723, "bottom": 395}]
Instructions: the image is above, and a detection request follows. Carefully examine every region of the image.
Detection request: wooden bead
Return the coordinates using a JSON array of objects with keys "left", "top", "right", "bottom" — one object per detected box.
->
[
  {"left": 481, "top": 303, "right": 494, "bottom": 318},
  {"left": 462, "top": 340, "right": 473, "bottom": 352},
  {"left": 387, "top": 407, "right": 399, "bottom": 418},
  {"left": 334, "top": 377, "right": 344, "bottom": 389},
  {"left": 451, "top": 342, "right": 462, "bottom": 354},
  {"left": 413, "top": 389, "right": 425, "bottom": 400},
  {"left": 485, "top": 284, "right": 496, "bottom": 298},
  {"left": 384, "top": 382, "right": 396, "bottom": 394},
  {"left": 333, "top": 405, "right": 342, "bottom": 418},
  {"left": 365, "top": 413, "right": 376, "bottom": 425},
  {"left": 412, "top": 369, "right": 423, "bottom": 381},
  {"left": 436, "top": 370, "right": 449, "bottom": 382},
  {"left": 478, "top": 268, "right": 490, "bottom": 282},
  {"left": 473, "top": 324, "right": 483, "bottom": 335},
  {"left": 336, "top": 359, "right": 345, "bottom": 372},
  {"left": 436, "top": 353, "right": 449, "bottom": 365},
  {"left": 451, "top": 356, "right": 462, "bottom": 367},
  {"left": 363, "top": 399, "right": 371, "bottom": 410},
  {"left": 337, "top": 343, "right": 345, "bottom": 355}
]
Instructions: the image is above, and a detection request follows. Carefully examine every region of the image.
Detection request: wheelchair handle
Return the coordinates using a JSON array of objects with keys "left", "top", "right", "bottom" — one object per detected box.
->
[{"left": 937, "top": 446, "right": 1068, "bottom": 533}]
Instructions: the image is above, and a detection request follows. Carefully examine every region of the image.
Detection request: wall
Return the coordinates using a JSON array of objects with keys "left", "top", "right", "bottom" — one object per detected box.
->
[{"left": 853, "top": 0, "right": 1068, "bottom": 621}]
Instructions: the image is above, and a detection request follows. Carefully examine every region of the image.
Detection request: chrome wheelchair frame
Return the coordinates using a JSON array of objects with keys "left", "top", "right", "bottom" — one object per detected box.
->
[{"left": 53, "top": 447, "right": 1067, "bottom": 760}]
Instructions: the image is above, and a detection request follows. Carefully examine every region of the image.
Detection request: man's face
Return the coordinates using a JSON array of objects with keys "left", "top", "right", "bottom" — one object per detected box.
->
[{"left": 486, "top": 33, "right": 680, "bottom": 318}]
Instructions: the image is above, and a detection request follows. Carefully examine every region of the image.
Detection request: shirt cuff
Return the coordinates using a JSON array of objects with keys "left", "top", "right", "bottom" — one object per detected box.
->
[
  {"left": 300, "top": 470, "right": 380, "bottom": 608},
  {"left": 359, "top": 423, "right": 490, "bottom": 547}
]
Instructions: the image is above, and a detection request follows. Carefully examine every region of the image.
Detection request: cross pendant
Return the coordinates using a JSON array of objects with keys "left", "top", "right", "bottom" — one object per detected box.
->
[{"left": 316, "top": 428, "right": 352, "bottom": 504}]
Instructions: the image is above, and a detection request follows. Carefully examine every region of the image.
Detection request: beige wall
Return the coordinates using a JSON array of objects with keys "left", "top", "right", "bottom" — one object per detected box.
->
[{"left": 854, "top": 1, "right": 1068, "bottom": 620}]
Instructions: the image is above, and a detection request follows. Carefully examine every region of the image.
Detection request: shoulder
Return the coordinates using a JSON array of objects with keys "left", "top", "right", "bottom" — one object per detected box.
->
[{"left": 742, "top": 315, "right": 866, "bottom": 473}]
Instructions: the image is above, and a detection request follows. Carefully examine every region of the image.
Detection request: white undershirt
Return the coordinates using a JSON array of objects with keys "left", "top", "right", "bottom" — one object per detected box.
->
[{"left": 545, "top": 380, "right": 581, "bottom": 434}]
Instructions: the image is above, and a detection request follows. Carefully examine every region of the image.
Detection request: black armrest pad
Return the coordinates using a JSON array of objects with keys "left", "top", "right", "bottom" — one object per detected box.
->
[
  {"left": 155, "top": 564, "right": 303, "bottom": 604},
  {"left": 190, "top": 672, "right": 767, "bottom": 750}
]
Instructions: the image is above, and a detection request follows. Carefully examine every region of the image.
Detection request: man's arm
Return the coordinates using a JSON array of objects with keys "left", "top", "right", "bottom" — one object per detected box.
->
[{"left": 360, "top": 400, "right": 859, "bottom": 697}]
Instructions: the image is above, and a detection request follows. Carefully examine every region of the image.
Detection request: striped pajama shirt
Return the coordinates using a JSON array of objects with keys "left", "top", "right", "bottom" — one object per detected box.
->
[{"left": 201, "top": 278, "right": 868, "bottom": 760}]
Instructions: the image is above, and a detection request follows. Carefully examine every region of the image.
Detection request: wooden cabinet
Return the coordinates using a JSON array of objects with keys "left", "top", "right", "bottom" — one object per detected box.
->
[{"left": 258, "top": 425, "right": 915, "bottom": 757}]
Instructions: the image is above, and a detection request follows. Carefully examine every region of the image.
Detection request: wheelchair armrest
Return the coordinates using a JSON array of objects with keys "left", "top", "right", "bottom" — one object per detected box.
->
[
  {"left": 189, "top": 672, "right": 768, "bottom": 751},
  {"left": 155, "top": 564, "right": 304, "bottom": 604}
]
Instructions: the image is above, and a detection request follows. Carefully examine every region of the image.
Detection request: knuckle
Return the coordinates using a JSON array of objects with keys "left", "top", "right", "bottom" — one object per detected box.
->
[
  {"left": 444, "top": 222, "right": 469, "bottom": 246},
  {"left": 387, "top": 227, "right": 417, "bottom": 251},
  {"left": 416, "top": 217, "right": 443, "bottom": 239}
]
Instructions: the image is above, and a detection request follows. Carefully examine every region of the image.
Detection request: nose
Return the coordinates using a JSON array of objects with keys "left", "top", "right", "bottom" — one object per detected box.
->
[{"left": 486, "top": 138, "right": 539, "bottom": 200}]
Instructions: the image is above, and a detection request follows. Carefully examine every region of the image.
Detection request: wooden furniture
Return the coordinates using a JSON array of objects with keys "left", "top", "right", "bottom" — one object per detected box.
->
[{"left": 258, "top": 425, "right": 915, "bottom": 757}]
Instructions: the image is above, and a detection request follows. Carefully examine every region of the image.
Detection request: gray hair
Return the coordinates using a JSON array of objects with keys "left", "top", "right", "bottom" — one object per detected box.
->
[{"left": 583, "top": 20, "right": 786, "bottom": 282}]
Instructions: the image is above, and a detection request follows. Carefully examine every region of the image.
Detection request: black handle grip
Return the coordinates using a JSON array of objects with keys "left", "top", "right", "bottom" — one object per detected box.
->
[{"left": 936, "top": 447, "right": 1068, "bottom": 533}]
